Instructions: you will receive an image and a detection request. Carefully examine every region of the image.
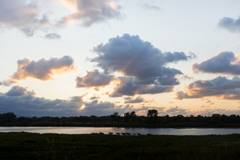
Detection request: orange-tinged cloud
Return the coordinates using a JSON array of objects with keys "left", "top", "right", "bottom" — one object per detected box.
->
[
  {"left": 3, "top": 56, "right": 76, "bottom": 84},
  {"left": 176, "top": 76, "right": 240, "bottom": 101}
]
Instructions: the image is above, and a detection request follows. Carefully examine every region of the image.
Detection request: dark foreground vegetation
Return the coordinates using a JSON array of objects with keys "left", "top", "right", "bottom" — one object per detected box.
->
[
  {"left": 2, "top": 110, "right": 240, "bottom": 128},
  {"left": 1, "top": 132, "right": 240, "bottom": 160}
]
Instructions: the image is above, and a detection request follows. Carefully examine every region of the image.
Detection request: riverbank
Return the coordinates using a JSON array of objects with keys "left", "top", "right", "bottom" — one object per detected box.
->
[{"left": 1, "top": 132, "right": 240, "bottom": 160}]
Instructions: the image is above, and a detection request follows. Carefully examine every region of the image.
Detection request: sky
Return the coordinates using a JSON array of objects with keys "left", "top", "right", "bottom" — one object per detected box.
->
[{"left": 1, "top": 0, "right": 240, "bottom": 117}]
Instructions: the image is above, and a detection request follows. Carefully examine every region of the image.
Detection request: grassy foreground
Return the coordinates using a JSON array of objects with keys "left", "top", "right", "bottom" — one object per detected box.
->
[{"left": 1, "top": 132, "right": 240, "bottom": 160}]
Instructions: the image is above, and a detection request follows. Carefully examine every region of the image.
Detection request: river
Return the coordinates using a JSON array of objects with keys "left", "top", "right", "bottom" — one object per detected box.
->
[{"left": 1, "top": 127, "right": 240, "bottom": 135}]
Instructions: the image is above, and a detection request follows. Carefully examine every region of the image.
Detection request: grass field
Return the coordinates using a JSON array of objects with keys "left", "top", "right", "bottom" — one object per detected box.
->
[{"left": 1, "top": 132, "right": 240, "bottom": 160}]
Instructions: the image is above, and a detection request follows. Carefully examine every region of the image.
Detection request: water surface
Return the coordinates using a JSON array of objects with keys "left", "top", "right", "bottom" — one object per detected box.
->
[{"left": 1, "top": 127, "right": 240, "bottom": 135}]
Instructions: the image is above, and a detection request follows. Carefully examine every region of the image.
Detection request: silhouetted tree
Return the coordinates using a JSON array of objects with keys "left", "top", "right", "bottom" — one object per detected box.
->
[
  {"left": 110, "top": 112, "right": 120, "bottom": 122},
  {"left": 124, "top": 111, "right": 136, "bottom": 123},
  {"left": 0, "top": 112, "right": 16, "bottom": 125},
  {"left": 130, "top": 111, "right": 136, "bottom": 122},
  {"left": 147, "top": 109, "right": 158, "bottom": 117},
  {"left": 124, "top": 112, "right": 131, "bottom": 123},
  {"left": 147, "top": 110, "right": 158, "bottom": 123}
]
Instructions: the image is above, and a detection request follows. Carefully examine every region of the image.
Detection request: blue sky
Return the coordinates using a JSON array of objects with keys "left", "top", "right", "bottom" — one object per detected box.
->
[{"left": 1, "top": 0, "right": 240, "bottom": 117}]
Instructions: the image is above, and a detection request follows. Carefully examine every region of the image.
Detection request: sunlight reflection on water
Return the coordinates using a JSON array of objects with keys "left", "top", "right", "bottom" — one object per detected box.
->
[{"left": 1, "top": 127, "right": 240, "bottom": 135}]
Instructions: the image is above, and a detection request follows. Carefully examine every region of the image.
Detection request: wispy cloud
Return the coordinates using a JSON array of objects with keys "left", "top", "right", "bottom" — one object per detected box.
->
[
  {"left": 142, "top": 3, "right": 160, "bottom": 11},
  {"left": 45, "top": 33, "right": 61, "bottom": 39}
]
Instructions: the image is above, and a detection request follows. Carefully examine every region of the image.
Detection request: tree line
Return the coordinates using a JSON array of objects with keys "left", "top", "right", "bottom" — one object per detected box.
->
[{"left": 1, "top": 110, "right": 240, "bottom": 128}]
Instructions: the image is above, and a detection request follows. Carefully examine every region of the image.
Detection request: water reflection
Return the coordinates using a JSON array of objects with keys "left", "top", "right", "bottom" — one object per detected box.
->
[{"left": 0, "top": 127, "right": 240, "bottom": 135}]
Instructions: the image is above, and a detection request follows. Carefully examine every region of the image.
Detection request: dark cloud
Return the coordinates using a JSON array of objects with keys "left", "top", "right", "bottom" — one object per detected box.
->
[
  {"left": 5, "top": 86, "right": 33, "bottom": 97},
  {"left": 60, "top": 0, "right": 122, "bottom": 27},
  {"left": 6, "top": 56, "right": 76, "bottom": 82},
  {"left": 218, "top": 17, "right": 240, "bottom": 33},
  {"left": 0, "top": 88, "right": 82, "bottom": 117},
  {"left": 2, "top": 86, "right": 238, "bottom": 117},
  {"left": 175, "top": 76, "right": 240, "bottom": 100},
  {"left": 89, "top": 34, "right": 195, "bottom": 96},
  {"left": 124, "top": 96, "right": 145, "bottom": 103},
  {"left": 92, "top": 34, "right": 195, "bottom": 86},
  {"left": 155, "top": 67, "right": 182, "bottom": 85},
  {"left": 110, "top": 77, "right": 173, "bottom": 97},
  {"left": 142, "top": 3, "right": 161, "bottom": 11},
  {"left": 0, "top": 86, "right": 135, "bottom": 117},
  {"left": 164, "top": 52, "right": 196, "bottom": 63},
  {"left": 0, "top": 0, "right": 52, "bottom": 36},
  {"left": 45, "top": 33, "right": 61, "bottom": 39},
  {"left": 76, "top": 69, "right": 114, "bottom": 88},
  {"left": 192, "top": 51, "right": 240, "bottom": 75}
]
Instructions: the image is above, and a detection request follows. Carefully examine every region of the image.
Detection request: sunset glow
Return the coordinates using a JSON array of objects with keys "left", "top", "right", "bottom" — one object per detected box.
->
[{"left": 1, "top": 0, "right": 240, "bottom": 117}]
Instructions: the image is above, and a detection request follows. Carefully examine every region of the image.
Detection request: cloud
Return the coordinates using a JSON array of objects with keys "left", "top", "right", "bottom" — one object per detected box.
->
[
  {"left": 45, "top": 33, "right": 61, "bottom": 39},
  {"left": 164, "top": 52, "right": 196, "bottom": 63},
  {"left": 5, "top": 86, "right": 35, "bottom": 97},
  {"left": 124, "top": 96, "right": 144, "bottom": 103},
  {"left": 193, "top": 108, "right": 240, "bottom": 116},
  {"left": 4, "top": 56, "right": 76, "bottom": 83},
  {"left": 0, "top": 0, "right": 52, "bottom": 36},
  {"left": 137, "top": 106, "right": 240, "bottom": 117},
  {"left": 92, "top": 34, "right": 195, "bottom": 86},
  {"left": 76, "top": 69, "right": 114, "bottom": 89},
  {"left": 59, "top": 0, "right": 122, "bottom": 27},
  {"left": 175, "top": 76, "right": 240, "bottom": 100},
  {"left": 0, "top": 85, "right": 132, "bottom": 117},
  {"left": 0, "top": 80, "right": 17, "bottom": 86},
  {"left": 192, "top": 51, "right": 240, "bottom": 75},
  {"left": 87, "top": 34, "right": 195, "bottom": 97},
  {"left": 165, "top": 106, "right": 189, "bottom": 116},
  {"left": 109, "top": 77, "right": 173, "bottom": 97},
  {"left": 0, "top": 85, "right": 83, "bottom": 117},
  {"left": 124, "top": 96, "right": 154, "bottom": 104},
  {"left": 142, "top": 3, "right": 160, "bottom": 11},
  {"left": 218, "top": 17, "right": 240, "bottom": 33},
  {"left": 203, "top": 98, "right": 215, "bottom": 105},
  {"left": 1, "top": 86, "right": 239, "bottom": 117},
  {"left": 0, "top": 86, "right": 162, "bottom": 117},
  {"left": 179, "top": 75, "right": 194, "bottom": 80},
  {"left": 21, "top": 28, "right": 35, "bottom": 37},
  {"left": 0, "top": 0, "right": 123, "bottom": 36}
]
